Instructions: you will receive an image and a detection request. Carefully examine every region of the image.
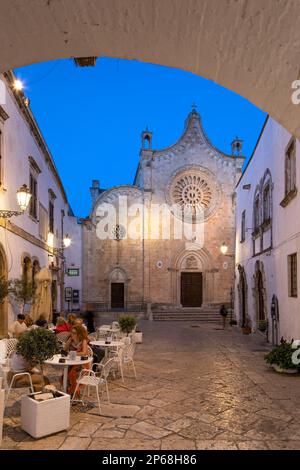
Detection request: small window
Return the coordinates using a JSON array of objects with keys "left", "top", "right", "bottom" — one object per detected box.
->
[
  {"left": 29, "top": 173, "right": 38, "bottom": 219},
  {"left": 49, "top": 200, "right": 54, "bottom": 234},
  {"left": 241, "top": 210, "right": 246, "bottom": 242},
  {"left": 263, "top": 184, "right": 271, "bottom": 222},
  {"left": 254, "top": 195, "right": 260, "bottom": 231},
  {"left": 288, "top": 253, "right": 297, "bottom": 298},
  {"left": 285, "top": 139, "right": 296, "bottom": 196}
]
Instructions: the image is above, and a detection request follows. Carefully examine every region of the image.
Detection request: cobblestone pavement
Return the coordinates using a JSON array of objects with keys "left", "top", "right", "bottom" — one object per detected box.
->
[{"left": 2, "top": 321, "right": 300, "bottom": 450}]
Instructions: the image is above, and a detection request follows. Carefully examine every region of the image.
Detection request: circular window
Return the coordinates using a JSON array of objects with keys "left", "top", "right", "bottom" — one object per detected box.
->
[{"left": 166, "top": 167, "right": 220, "bottom": 223}]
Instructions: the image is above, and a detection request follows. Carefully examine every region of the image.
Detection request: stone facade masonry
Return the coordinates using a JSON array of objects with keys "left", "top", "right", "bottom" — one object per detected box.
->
[{"left": 83, "top": 110, "right": 244, "bottom": 312}]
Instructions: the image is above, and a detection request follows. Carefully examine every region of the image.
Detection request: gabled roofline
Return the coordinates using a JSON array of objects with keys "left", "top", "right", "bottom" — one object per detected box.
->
[{"left": 152, "top": 110, "right": 242, "bottom": 161}]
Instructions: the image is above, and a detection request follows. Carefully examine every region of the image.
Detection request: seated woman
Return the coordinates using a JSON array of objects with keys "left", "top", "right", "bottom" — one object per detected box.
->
[
  {"left": 64, "top": 325, "right": 92, "bottom": 396},
  {"left": 55, "top": 317, "right": 69, "bottom": 334}
]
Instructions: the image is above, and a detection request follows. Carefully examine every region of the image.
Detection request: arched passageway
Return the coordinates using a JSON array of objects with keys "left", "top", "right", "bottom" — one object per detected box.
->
[{"left": 0, "top": 1, "right": 300, "bottom": 138}]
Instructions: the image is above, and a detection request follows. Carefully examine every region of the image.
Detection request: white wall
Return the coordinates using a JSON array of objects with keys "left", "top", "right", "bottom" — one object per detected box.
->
[
  {"left": 0, "top": 75, "right": 81, "bottom": 332},
  {"left": 235, "top": 117, "right": 300, "bottom": 340},
  {"left": 64, "top": 215, "right": 82, "bottom": 312}
]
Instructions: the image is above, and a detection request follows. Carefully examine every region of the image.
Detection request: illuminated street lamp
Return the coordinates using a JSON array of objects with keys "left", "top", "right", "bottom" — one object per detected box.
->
[
  {"left": 13, "top": 79, "right": 24, "bottom": 92},
  {"left": 220, "top": 242, "right": 228, "bottom": 255},
  {"left": 0, "top": 184, "right": 31, "bottom": 219},
  {"left": 16, "top": 184, "right": 32, "bottom": 212},
  {"left": 63, "top": 234, "right": 71, "bottom": 248}
]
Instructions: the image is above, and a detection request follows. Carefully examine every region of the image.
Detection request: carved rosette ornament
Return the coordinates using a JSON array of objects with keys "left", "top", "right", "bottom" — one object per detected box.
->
[{"left": 166, "top": 166, "right": 221, "bottom": 223}]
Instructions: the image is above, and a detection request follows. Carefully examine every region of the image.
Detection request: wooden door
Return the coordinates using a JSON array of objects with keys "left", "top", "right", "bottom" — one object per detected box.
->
[
  {"left": 111, "top": 283, "right": 125, "bottom": 309},
  {"left": 181, "top": 273, "right": 203, "bottom": 307}
]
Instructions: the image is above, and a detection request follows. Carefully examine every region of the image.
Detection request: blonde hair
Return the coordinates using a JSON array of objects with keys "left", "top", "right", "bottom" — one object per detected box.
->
[
  {"left": 56, "top": 317, "right": 66, "bottom": 326},
  {"left": 71, "top": 325, "right": 88, "bottom": 342}
]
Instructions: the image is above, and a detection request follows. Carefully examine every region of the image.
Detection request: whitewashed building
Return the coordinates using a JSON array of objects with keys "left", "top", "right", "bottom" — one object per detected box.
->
[
  {"left": 235, "top": 116, "right": 300, "bottom": 343},
  {"left": 0, "top": 72, "right": 82, "bottom": 336}
]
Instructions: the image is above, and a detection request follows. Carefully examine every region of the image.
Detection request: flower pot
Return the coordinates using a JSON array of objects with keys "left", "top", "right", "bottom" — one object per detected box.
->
[
  {"left": 272, "top": 364, "right": 298, "bottom": 374},
  {"left": 242, "top": 326, "right": 251, "bottom": 335},
  {"left": 21, "top": 391, "right": 70, "bottom": 438},
  {"left": 133, "top": 331, "right": 143, "bottom": 344}
]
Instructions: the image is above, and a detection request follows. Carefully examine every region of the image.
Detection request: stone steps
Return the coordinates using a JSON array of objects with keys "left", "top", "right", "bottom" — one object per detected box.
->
[{"left": 152, "top": 309, "right": 222, "bottom": 322}]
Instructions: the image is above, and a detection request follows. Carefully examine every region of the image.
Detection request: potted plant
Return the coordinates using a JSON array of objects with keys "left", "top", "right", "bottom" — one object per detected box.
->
[
  {"left": 242, "top": 319, "right": 252, "bottom": 335},
  {"left": 258, "top": 319, "right": 268, "bottom": 332},
  {"left": 17, "top": 328, "right": 70, "bottom": 438},
  {"left": 118, "top": 315, "right": 137, "bottom": 336},
  {"left": 133, "top": 326, "right": 143, "bottom": 344},
  {"left": 265, "top": 339, "right": 300, "bottom": 374}
]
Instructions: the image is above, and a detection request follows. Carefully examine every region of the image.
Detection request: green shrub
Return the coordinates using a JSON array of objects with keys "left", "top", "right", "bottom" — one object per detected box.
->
[
  {"left": 258, "top": 319, "right": 268, "bottom": 332},
  {"left": 265, "top": 340, "right": 299, "bottom": 370},
  {"left": 118, "top": 315, "right": 137, "bottom": 335},
  {"left": 16, "top": 328, "right": 60, "bottom": 387}
]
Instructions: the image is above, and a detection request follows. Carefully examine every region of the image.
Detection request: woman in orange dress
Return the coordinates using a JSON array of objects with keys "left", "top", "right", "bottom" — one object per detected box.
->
[{"left": 64, "top": 325, "right": 92, "bottom": 396}]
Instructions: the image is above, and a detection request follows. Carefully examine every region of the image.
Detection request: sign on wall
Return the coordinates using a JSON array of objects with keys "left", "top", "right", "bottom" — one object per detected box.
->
[
  {"left": 65, "top": 287, "right": 72, "bottom": 301},
  {"left": 67, "top": 268, "right": 80, "bottom": 277}
]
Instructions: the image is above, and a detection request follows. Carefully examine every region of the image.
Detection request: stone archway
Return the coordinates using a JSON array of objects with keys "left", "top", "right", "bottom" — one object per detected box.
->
[
  {"left": 0, "top": 1, "right": 300, "bottom": 139},
  {"left": 253, "top": 260, "right": 268, "bottom": 329},
  {"left": 172, "top": 248, "right": 213, "bottom": 307},
  {"left": 0, "top": 242, "right": 8, "bottom": 336},
  {"left": 108, "top": 267, "right": 129, "bottom": 310}
]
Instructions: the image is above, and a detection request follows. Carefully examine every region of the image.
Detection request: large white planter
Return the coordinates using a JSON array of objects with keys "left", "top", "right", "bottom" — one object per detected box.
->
[
  {"left": 0, "top": 380, "right": 4, "bottom": 447},
  {"left": 21, "top": 391, "right": 70, "bottom": 438},
  {"left": 272, "top": 364, "right": 298, "bottom": 374}
]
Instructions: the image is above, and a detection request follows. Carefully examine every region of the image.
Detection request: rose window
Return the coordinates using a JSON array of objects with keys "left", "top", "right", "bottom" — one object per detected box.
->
[{"left": 167, "top": 168, "right": 220, "bottom": 223}]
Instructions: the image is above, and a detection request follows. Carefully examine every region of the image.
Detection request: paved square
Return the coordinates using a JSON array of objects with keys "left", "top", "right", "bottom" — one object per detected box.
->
[{"left": 2, "top": 321, "right": 300, "bottom": 450}]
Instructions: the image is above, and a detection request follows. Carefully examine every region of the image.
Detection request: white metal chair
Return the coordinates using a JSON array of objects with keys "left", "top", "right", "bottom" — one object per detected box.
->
[
  {"left": 5, "top": 370, "right": 34, "bottom": 406},
  {"left": 56, "top": 331, "right": 71, "bottom": 345},
  {"left": 71, "top": 358, "right": 115, "bottom": 414},
  {"left": 4, "top": 339, "right": 18, "bottom": 359},
  {"left": 110, "top": 340, "right": 137, "bottom": 382}
]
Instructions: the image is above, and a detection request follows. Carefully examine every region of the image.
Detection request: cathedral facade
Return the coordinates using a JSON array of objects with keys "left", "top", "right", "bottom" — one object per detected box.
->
[{"left": 82, "top": 109, "right": 244, "bottom": 314}]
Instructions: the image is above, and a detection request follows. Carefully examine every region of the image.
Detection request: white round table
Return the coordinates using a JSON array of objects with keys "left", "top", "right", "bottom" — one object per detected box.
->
[
  {"left": 90, "top": 340, "right": 124, "bottom": 347},
  {"left": 90, "top": 340, "right": 124, "bottom": 358},
  {"left": 44, "top": 354, "right": 93, "bottom": 393}
]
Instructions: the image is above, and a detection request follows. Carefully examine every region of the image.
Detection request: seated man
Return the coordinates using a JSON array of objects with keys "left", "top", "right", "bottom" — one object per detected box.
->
[{"left": 8, "top": 314, "right": 28, "bottom": 338}]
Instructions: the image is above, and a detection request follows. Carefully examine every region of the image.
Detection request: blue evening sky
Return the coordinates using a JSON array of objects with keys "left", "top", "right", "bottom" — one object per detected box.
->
[{"left": 15, "top": 58, "right": 266, "bottom": 217}]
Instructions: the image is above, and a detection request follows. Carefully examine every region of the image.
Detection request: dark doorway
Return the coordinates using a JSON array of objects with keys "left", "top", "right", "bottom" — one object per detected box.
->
[
  {"left": 257, "top": 271, "right": 265, "bottom": 320},
  {"left": 111, "top": 282, "right": 125, "bottom": 309},
  {"left": 181, "top": 272, "right": 203, "bottom": 307},
  {"left": 241, "top": 273, "right": 246, "bottom": 327}
]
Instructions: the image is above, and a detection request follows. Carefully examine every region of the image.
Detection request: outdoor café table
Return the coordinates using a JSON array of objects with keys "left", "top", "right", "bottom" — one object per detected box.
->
[
  {"left": 44, "top": 354, "right": 93, "bottom": 393},
  {"left": 90, "top": 340, "right": 124, "bottom": 358}
]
